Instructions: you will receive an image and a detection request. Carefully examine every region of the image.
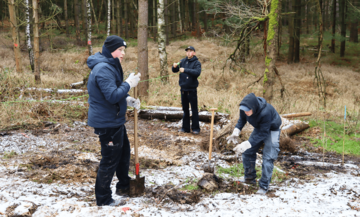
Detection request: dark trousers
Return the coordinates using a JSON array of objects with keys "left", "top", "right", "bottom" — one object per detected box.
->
[
  {"left": 94, "top": 125, "right": 131, "bottom": 206},
  {"left": 181, "top": 90, "right": 200, "bottom": 132}
]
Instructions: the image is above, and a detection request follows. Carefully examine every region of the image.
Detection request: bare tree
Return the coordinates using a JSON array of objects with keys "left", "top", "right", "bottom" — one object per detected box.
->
[
  {"left": 90, "top": 0, "right": 100, "bottom": 34},
  {"left": 65, "top": 0, "right": 69, "bottom": 36},
  {"left": 157, "top": 0, "right": 169, "bottom": 82},
  {"left": 331, "top": 0, "right": 336, "bottom": 53},
  {"left": 25, "top": 0, "right": 34, "bottom": 72},
  {"left": 8, "top": 0, "right": 22, "bottom": 73},
  {"left": 178, "top": 0, "right": 183, "bottom": 32},
  {"left": 74, "top": 0, "right": 81, "bottom": 42},
  {"left": 138, "top": 0, "right": 149, "bottom": 98},
  {"left": 33, "top": 0, "right": 41, "bottom": 83},
  {"left": 107, "top": 0, "right": 111, "bottom": 36},
  {"left": 87, "top": 0, "right": 92, "bottom": 55}
]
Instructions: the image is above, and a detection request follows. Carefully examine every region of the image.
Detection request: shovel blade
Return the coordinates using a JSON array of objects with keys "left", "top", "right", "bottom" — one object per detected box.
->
[
  {"left": 129, "top": 176, "right": 145, "bottom": 197},
  {"left": 203, "top": 163, "right": 214, "bottom": 173}
]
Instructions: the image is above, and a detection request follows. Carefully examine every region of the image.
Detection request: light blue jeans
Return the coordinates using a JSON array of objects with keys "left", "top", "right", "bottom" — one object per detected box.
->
[{"left": 242, "top": 130, "right": 280, "bottom": 191}]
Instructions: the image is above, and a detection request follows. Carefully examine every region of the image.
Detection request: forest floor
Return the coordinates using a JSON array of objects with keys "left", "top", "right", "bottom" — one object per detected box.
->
[{"left": 1, "top": 115, "right": 360, "bottom": 217}]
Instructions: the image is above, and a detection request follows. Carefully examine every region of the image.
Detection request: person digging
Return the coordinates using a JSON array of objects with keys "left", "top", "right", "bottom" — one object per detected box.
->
[
  {"left": 172, "top": 46, "right": 202, "bottom": 135},
  {"left": 87, "top": 35, "right": 141, "bottom": 206},
  {"left": 226, "top": 93, "right": 282, "bottom": 195}
]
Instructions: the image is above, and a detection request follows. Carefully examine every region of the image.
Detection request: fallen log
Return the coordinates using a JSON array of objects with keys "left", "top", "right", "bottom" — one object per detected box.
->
[
  {"left": 70, "top": 81, "right": 84, "bottom": 89},
  {"left": 27, "top": 88, "right": 87, "bottom": 94},
  {"left": 281, "top": 112, "right": 311, "bottom": 118},
  {"left": 281, "top": 122, "right": 310, "bottom": 136},
  {"left": 138, "top": 109, "right": 229, "bottom": 124}
]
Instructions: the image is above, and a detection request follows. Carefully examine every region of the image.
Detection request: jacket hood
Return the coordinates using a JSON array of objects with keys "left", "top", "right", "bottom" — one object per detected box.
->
[
  {"left": 240, "top": 93, "right": 267, "bottom": 114},
  {"left": 87, "top": 45, "right": 121, "bottom": 70}
]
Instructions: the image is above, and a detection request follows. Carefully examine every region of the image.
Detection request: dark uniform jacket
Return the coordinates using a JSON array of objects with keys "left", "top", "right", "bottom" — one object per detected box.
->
[{"left": 172, "top": 56, "right": 201, "bottom": 91}]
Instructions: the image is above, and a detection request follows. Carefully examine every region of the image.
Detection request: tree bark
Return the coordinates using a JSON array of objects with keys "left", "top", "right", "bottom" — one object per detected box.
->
[
  {"left": 288, "top": 0, "right": 294, "bottom": 63},
  {"left": 263, "top": 0, "right": 281, "bottom": 103},
  {"left": 172, "top": 0, "right": 176, "bottom": 38},
  {"left": 185, "top": 0, "right": 189, "bottom": 30},
  {"left": 153, "top": 0, "right": 157, "bottom": 41},
  {"left": 138, "top": 0, "right": 149, "bottom": 99},
  {"left": 107, "top": 0, "right": 111, "bottom": 36},
  {"left": 157, "top": 0, "right": 169, "bottom": 83},
  {"left": 33, "top": 0, "right": 40, "bottom": 83},
  {"left": 25, "top": 0, "right": 34, "bottom": 72},
  {"left": 65, "top": 0, "right": 69, "bottom": 36},
  {"left": 8, "top": 0, "right": 22, "bottom": 73},
  {"left": 82, "top": 0, "right": 88, "bottom": 41},
  {"left": 87, "top": 0, "right": 92, "bottom": 55},
  {"left": 165, "top": 0, "right": 169, "bottom": 45},
  {"left": 125, "top": 0, "right": 129, "bottom": 38},
  {"left": 349, "top": 0, "right": 358, "bottom": 43},
  {"left": 74, "top": 0, "right": 81, "bottom": 42},
  {"left": 306, "top": 1, "right": 309, "bottom": 34},
  {"left": 196, "top": 0, "right": 200, "bottom": 38},
  {"left": 116, "top": 0, "right": 120, "bottom": 35},
  {"left": 294, "top": 0, "right": 301, "bottom": 63},
  {"left": 331, "top": 0, "right": 336, "bottom": 52},
  {"left": 178, "top": 0, "right": 182, "bottom": 33},
  {"left": 340, "top": 0, "right": 346, "bottom": 57}
]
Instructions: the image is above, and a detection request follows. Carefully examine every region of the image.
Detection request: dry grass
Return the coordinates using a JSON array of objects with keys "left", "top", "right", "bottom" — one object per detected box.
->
[{"left": 1, "top": 31, "right": 360, "bottom": 130}]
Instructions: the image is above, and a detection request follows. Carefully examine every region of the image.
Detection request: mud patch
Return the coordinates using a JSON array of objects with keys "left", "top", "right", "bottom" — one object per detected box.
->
[{"left": 147, "top": 185, "right": 201, "bottom": 204}]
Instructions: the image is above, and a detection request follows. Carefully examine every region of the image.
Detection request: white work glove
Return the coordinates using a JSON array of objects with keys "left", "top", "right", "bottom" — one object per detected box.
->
[
  {"left": 233, "top": 141, "right": 252, "bottom": 155},
  {"left": 125, "top": 73, "right": 141, "bottom": 89},
  {"left": 226, "top": 128, "right": 241, "bottom": 145},
  {"left": 126, "top": 96, "right": 140, "bottom": 110}
]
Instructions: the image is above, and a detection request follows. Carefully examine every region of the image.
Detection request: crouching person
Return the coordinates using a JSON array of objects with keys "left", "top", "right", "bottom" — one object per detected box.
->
[
  {"left": 87, "top": 35, "right": 141, "bottom": 206},
  {"left": 226, "top": 93, "right": 282, "bottom": 195}
]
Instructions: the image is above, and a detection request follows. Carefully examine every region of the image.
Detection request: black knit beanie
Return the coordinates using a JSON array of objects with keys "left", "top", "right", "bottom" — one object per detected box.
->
[{"left": 104, "top": 35, "right": 127, "bottom": 53}]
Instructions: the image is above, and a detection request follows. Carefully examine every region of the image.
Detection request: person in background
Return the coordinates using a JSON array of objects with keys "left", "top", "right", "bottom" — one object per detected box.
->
[{"left": 172, "top": 46, "right": 202, "bottom": 135}]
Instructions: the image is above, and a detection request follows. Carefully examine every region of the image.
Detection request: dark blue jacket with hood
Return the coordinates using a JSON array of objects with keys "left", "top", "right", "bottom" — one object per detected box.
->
[
  {"left": 171, "top": 56, "right": 201, "bottom": 91},
  {"left": 235, "top": 93, "right": 282, "bottom": 146},
  {"left": 86, "top": 45, "right": 130, "bottom": 128}
]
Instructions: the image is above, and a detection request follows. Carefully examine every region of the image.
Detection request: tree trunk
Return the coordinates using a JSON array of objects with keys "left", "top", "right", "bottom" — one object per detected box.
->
[
  {"left": 87, "top": 0, "right": 92, "bottom": 55},
  {"left": 196, "top": 0, "right": 200, "bottom": 38},
  {"left": 116, "top": 0, "right": 120, "bottom": 36},
  {"left": 157, "top": 0, "right": 169, "bottom": 82},
  {"left": 153, "top": 0, "right": 157, "bottom": 41},
  {"left": 25, "top": 0, "right": 34, "bottom": 72},
  {"left": 107, "top": 0, "right": 111, "bottom": 36},
  {"left": 125, "top": 0, "right": 128, "bottom": 38},
  {"left": 33, "top": 0, "right": 40, "bottom": 83},
  {"left": 138, "top": 0, "right": 149, "bottom": 99},
  {"left": 98, "top": 0, "right": 104, "bottom": 23},
  {"left": 306, "top": 1, "right": 309, "bottom": 34},
  {"left": 294, "top": 0, "right": 301, "bottom": 63},
  {"left": 165, "top": 0, "right": 169, "bottom": 45},
  {"left": 185, "top": 0, "right": 189, "bottom": 30},
  {"left": 65, "top": 0, "right": 69, "bottom": 36},
  {"left": 192, "top": 0, "right": 196, "bottom": 31},
  {"left": 203, "top": 4, "right": 207, "bottom": 32},
  {"left": 263, "top": 0, "right": 281, "bottom": 103},
  {"left": 172, "top": 0, "right": 176, "bottom": 38},
  {"left": 90, "top": 0, "right": 99, "bottom": 34},
  {"left": 340, "top": 0, "right": 346, "bottom": 57},
  {"left": 74, "top": 0, "right": 81, "bottom": 42},
  {"left": 8, "top": 0, "right": 22, "bottom": 73},
  {"left": 82, "top": 0, "right": 88, "bottom": 41},
  {"left": 288, "top": 0, "right": 294, "bottom": 63},
  {"left": 178, "top": 0, "right": 182, "bottom": 33},
  {"left": 331, "top": 0, "right": 336, "bottom": 52},
  {"left": 349, "top": 0, "right": 358, "bottom": 43}
]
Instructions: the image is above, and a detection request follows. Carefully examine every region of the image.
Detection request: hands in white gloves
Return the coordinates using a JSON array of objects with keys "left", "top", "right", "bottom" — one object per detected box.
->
[
  {"left": 125, "top": 73, "right": 141, "bottom": 89},
  {"left": 226, "top": 128, "right": 241, "bottom": 145},
  {"left": 126, "top": 96, "right": 140, "bottom": 110},
  {"left": 233, "top": 141, "right": 251, "bottom": 155}
]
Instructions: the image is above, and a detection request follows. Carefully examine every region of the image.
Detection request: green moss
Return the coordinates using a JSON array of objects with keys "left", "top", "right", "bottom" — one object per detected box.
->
[
  {"left": 253, "top": 17, "right": 268, "bottom": 22},
  {"left": 263, "top": 68, "right": 268, "bottom": 83},
  {"left": 267, "top": 0, "right": 279, "bottom": 46},
  {"left": 265, "top": 56, "right": 272, "bottom": 66}
]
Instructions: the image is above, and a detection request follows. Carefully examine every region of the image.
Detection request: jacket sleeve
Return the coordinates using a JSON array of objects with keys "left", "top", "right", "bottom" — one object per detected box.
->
[
  {"left": 95, "top": 66, "right": 130, "bottom": 104},
  {"left": 184, "top": 61, "right": 201, "bottom": 77},
  {"left": 172, "top": 65, "right": 180, "bottom": 73},
  {"left": 235, "top": 110, "right": 247, "bottom": 131},
  {"left": 248, "top": 115, "right": 272, "bottom": 146}
]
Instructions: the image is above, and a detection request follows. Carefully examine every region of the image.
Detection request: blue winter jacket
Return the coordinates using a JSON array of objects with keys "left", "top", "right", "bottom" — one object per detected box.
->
[
  {"left": 235, "top": 93, "right": 282, "bottom": 146},
  {"left": 172, "top": 56, "right": 201, "bottom": 91},
  {"left": 86, "top": 45, "right": 130, "bottom": 128}
]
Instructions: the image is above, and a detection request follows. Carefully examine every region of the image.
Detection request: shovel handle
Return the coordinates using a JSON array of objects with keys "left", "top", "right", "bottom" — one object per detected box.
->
[
  {"left": 134, "top": 87, "right": 139, "bottom": 167},
  {"left": 209, "top": 108, "right": 217, "bottom": 160}
]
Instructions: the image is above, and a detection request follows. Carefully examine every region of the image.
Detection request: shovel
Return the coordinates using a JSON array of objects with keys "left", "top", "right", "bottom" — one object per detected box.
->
[
  {"left": 203, "top": 108, "right": 218, "bottom": 173},
  {"left": 129, "top": 87, "right": 145, "bottom": 196}
]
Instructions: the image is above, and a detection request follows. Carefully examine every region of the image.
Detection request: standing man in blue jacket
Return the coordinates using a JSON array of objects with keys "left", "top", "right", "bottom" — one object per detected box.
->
[
  {"left": 172, "top": 46, "right": 202, "bottom": 134},
  {"left": 226, "top": 93, "right": 282, "bottom": 195},
  {"left": 87, "top": 35, "right": 141, "bottom": 206}
]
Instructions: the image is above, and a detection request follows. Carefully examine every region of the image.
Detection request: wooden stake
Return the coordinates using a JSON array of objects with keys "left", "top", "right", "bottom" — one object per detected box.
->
[
  {"left": 342, "top": 106, "right": 346, "bottom": 166},
  {"left": 208, "top": 108, "right": 217, "bottom": 161}
]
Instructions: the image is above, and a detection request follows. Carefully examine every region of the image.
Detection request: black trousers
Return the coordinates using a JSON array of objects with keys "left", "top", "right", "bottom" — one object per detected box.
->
[
  {"left": 94, "top": 125, "right": 131, "bottom": 206},
  {"left": 181, "top": 90, "right": 200, "bottom": 132}
]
